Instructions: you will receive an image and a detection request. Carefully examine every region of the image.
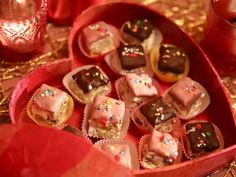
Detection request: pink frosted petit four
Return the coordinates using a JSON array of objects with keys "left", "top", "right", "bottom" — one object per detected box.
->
[
  {"left": 79, "top": 21, "right": 120, "bottom": 58},
  {"left": 164, "top": 77, "right": 210, "bottom": 119},
  {"left": 126, "top": 73, "right": 158, "bottom": 97},
  {"left": 86, "top": 95, "right": 128, "bottom": 138},
  {"left": 116, "top": 73, "right": 160, "bottom": 108},
  {"left": 140, "top": 129, "right": 181, "bottom": 169},
  {"left": 27, "top": 84, "right": 74, "bottom": 127}
]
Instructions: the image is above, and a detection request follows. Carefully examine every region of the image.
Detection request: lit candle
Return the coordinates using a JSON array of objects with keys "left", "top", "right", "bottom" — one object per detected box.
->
[{"left": 0, "top": 0, "right": 47, "bottom": 60}]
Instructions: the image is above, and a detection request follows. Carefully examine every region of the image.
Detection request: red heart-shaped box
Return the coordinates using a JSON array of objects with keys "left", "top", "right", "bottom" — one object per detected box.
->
[{"left": 8, "top": 2, "right": 236, "bottom": 177}]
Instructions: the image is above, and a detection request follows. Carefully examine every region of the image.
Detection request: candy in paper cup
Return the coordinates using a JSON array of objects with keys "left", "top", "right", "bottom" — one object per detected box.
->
[
  {"left": 115, "top": 74, "right": 162, "bottom": 109},
  {"left": 130, "top": 97, "right": 180, "bottom": 134},
  {"left": 182, "top": 120, "right": 224, "bottom": 160},
  {"left": 138, "top": 132, "right": 182, "bottom": 169},
  {"left": 163, "top": 77, "right": 210, "bottom": 120},
  {"left": 26, "top": 84, "right": 74, "bottom": 127},
  {"left": 82, "top": 96, "right": 130, "bottom": 139},
  {"left": 94, "top": 139, "right": 140, "bottom": 170},
  {"left": 104, "top": 46, "right": 154, "bottom": 77},
  {"left": 120, "top": 19, "right": 163, "bottom": 53},
  {"left": 78, "top": 21, "right": 120, "bottom": 61},
  {"left": 63, "top": 65, "right": 111, "bottom": 104},
  {"left": 150, "top": 44, "right": 190, "bottom": 83}
]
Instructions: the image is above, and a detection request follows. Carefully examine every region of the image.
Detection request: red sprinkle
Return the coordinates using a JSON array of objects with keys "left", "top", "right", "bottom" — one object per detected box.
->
[
  {"left": 99, "top": 118, "right": 107, "bottom": 127},
  {"left": 114, "top": 154, "right": 120, "bottom": 161},
  {"left": 196, "top": 123, "right": 202, "bottom": 129},
  {"left": 160, "top": 135, "right": 165, "bottom": 142},
  {"left": 97, "top": 27, "right": 105, "bottom": 32},
  {"left": 147, "top": 84, "right": 152, "bottom": 88},
  {"left": 129, "top": 53, "right": 137, "bottom": 58}
]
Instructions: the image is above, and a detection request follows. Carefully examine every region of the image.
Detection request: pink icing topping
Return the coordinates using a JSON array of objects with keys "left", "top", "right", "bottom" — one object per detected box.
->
[
  {"left": 33, "top": 84, "right": 68, "bottom": 114},
  {"left": 101, "top": 144, "right": 132, "bottom": 169},
  {"left": 149, "top": 130, "right": 178, "bottom": 159},
  {"left": 126, "top": 73, "right": 158, "bottom": 97},
  {"left": 91, "top": 95, "right": 125, "bottom": 126},
  {"left": 82, "top": 21, "right": 113, "bottom": 47}
]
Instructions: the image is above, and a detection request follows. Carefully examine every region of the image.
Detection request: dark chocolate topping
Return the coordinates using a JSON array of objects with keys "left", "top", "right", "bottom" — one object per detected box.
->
[
  {"left": 158, "top": 45, "right": 187, "bottom": 74},
  {"left": 140, "top": 97, "right": 176, "bottom": 126},
  {"left": 72, "top": 66, "right": 109, "bottom": 94},
  {"left": 63, "top": 125, "right": 83, "bottom": 137},
  {"left": 117, "top": 44, "right": 146, "bottom": 70},
  {"left": 186, "top": 122, "right": 220, "bottom": 154},
  {"left": 123, "top": 19, "right": 154, "bottom": 42}
]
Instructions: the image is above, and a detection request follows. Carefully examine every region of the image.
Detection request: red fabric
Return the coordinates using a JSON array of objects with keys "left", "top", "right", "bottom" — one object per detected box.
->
[{"left": 0, "top": 124, "right": 133, "bottom": 177}]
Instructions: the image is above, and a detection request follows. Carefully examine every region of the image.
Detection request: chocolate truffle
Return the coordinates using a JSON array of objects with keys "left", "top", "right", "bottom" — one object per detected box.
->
[
  {"left": 117, "top": 44, "right": 146, "bottom": 70},
  {"left": 72, "top": 66, "right": 109, "bottom": 94},
  {"left": 186, "top": 122, "right": 220, "bottom": 154},
  {"left": 158, "top": 45, "right": 187, "bottom": 74},
  {"left": 140, "top": 97, "right": 176, "bottom": 127},
  {"left": 123, "top": 19, "right": 154, "bottom": 42}
]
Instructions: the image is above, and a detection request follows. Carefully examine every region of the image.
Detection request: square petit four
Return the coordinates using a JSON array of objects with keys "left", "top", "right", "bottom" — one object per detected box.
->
[
  {"left": 117, "top": 44, "right": 146, "bottom": 70},
  {"left": 125, "top": 73, "right": 158, "bottom": 97},
  {"left": 122, "top": 19, "right": 154, "bottom": 42},
  {"left": 64, "top": 65, "right": 111, "bottom": 104},
  {"left": 165, "top": 77, "right": 210, "bottom": 119},
  {"left": 139, "top": 97, "right": 176, "bottom": 132},
  {"left": 87, "top": 95, "right": 126, "bottom": 138},
  {"left": 150, "top": 44, "right": 189, "bottom": 83},
  {"left": 81, "top": 21, "right": 118, "bottom": 56},
  {"left": 27, "top": 84, "right": 73, "bottom": 126},
  {"left": 158, "top": 44, "right": 187, "bottom": 74},
  {"left": 141, "top": 130, "right": 180, "bottom": 169},
  {"left": 168, "top": 77, "right": 202, "bottom": 112},
  {"left": 184, "top": 122, "right": 223, "bottom": 158},
  {"left": 121, "top": 19, "right": 163, "bottom": 52},
  {"left": 115, "top": 73, "right": 159, "bottom": 108}
]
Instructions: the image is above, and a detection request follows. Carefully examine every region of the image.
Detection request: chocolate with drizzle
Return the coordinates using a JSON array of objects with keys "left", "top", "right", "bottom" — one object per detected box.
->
[
  {"left": 117, "top": 44, "right": 146, "bottom": 70},
  {"left": 123, "top": 19, "right": 154, "bottom": 42},
  {"left": 158, "top": 45, "right": 187, "bottom": 74},
  {"left": 186, "top": 122, "right": 220, "bottom": 154},
  {"left": 140, "top": 97, "right": 176, "bottom": 127},
  {"left": 72, "top": 66, "right": 109, "bottom": 94}
]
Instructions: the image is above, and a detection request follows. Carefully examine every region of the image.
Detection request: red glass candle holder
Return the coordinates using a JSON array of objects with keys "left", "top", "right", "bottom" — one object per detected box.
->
[
  {"left": 0, "top": 0, "right": 47, "bottom": 61},
  {"left": 203, "top": 0, "right": 236, "bottom": 76}
]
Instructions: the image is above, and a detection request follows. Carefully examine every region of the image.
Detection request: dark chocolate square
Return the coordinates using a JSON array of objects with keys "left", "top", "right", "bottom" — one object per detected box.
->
[
  {"left": 186, "top": 122, "right": 220, "bottom": 154},
  {"left": 72, "top": 66, "right": 109, "bottom": 94},
  {"left": 123, "top": 19, "right": 154, "bottom": 42},
  {"left": 158, "top": 45, "right": 187, "bottom": 74},
  {"left": 140, "top": 97, "right": 176, "bottom": 126},
  {"left": 118, "top": 44, "right": 146, "bottom": 70}
]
